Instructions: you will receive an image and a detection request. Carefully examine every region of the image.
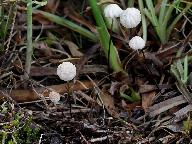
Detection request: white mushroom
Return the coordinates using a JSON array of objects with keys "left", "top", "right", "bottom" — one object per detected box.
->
[
  {"left": 120, "top": 8, "right": 141, "bottom": 28},
  {"left": 129, "top": 36, "right": 145, "bottom": 50},
  {"left": 104, "top": 4, "right": 123, "bottom": 19},
  {"left": 49, "top": 91, "right": 61, "bottom": 104},
  {"left": 57, "top": 62, "right": 76, "bottom": 81}
]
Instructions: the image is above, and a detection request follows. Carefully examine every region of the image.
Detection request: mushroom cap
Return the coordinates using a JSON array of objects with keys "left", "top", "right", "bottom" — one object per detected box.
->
[
  {"left": 49, "top": 91, "right": 61, "bottom": 104},
  {"left": 129, "top": 36, "right": 145, "bottom": 50},
  {"left": 120, "top": 8, "right": 141, "bottom": 28},
  {"left": 104, "top": 4, "right": 123, "bottom": 19},
  {"left": 57, "top": 62, "right": 76, "bottom": 81}
]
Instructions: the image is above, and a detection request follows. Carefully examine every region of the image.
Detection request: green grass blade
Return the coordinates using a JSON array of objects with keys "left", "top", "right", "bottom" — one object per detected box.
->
[
  {"left": 162, "top": 1, "right": 176, "bottom": 27},
  {"left": 138, "top": 0, "right": 147, "bottom": 41},
  {"left": 159, "top": 0, "right": 168, "bottom": 23},
  {"left": 97, "top": 27, "right": 122, "bottom": 72},
  {"left": 34, "top": 10, "right": 98, "bottom": 42},
  {"left": 145, "top": 0, "right": 158, "bottom": 26}
]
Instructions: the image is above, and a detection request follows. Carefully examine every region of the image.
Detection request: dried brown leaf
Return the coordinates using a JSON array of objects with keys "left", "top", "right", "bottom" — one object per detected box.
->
[
  {"left": 64, "top": 7, "right": 97, "bottom": 33},
  {"left": 148, "top": 96, "right": 187, "bottom": 117},
  {"left": 142, "top": 91, "right": 156, "bottom": 111},
  {"left": 109, "top": 82, "right": 120, "bottom": 95},
  {"left": 139, "top": 84, "right": 172, "bottom": 93},
  {"left": 98, "top": 87, "right": 119, "bottom": 118},
  {"left": 63, "top": 40, "right": 83, "bottom": 57},
  {"left": 34, "top": 42, "right": 52, "bottom": 56}
]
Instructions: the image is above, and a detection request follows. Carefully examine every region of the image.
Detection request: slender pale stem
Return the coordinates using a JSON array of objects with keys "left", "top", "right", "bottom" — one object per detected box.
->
[
  {"left": 67, "top": 81, "right": 72, "bottom": 117},
  {"left": 24, "top": 0, "right": 33, "bottom": 79},
  {"left": 108, "top": 19, "right": 113, "bottom": 72}
]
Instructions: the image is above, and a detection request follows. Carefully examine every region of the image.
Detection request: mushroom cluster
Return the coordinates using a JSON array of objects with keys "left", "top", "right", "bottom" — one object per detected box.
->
[{"left": 104, "top": 3, "right": 145, "bottom": 50}]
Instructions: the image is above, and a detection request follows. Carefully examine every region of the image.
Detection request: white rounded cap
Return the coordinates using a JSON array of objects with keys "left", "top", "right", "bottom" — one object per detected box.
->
[
  {"left": 57, "top": 62, "right": 76, "bottom": 81},
  {"left": 49, "top": 91, "right": 61, "bottom": 104},
  {"left": 104, "top": 4, "right": 123, "bottom": 19},
  {"left": 129, "top": 36, "right": 145, "bottom": 50},
  {"left": 120, "top": 8, "right": 141, "bottom": 28}
]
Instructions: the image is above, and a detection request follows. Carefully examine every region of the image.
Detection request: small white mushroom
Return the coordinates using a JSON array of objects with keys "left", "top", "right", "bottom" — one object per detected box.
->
[
  {"left": 49, "top": 91, "right": 61, "bottom": 104},
  {"left": 129, "top": 36, "right": 145, "bottom": 50},
  {"left": 57, "top": 62, "right": 76, "bottom": 81},
  {"left": 104, "top": 4, "right": 123, "bottom": 19},
  {"left": 120, "top": 8, "right": 141, "bottom": 28}
]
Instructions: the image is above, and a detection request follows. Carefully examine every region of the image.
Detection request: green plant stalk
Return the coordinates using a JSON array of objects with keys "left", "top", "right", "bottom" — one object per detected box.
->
[
  {"left": 88, "top": 0, "right": 107, "bottom": 31},
  {"left": 24, "top": 0, "right": 33, "bottom": 79},
  {"left": 143, "top": 9, "right": 155, "bottom": 25},
  {"left": 88, "top": 0, "right": 122, "bottom": 72},
  {"left": 170, "top": 64, "right": 180, "bottom": 82},
  {"left": 171, "top": 55, "right": 189, "bottom": 85},
  {"left": 144, "top": 1, "right": 168, "bottom": 44},
  {"left": 176, "top": 60, "right": 183, "bottom": 79},
  {"left": 120, "top": 93, "right": 135, "bottom": 102},
  {"left": 120, "top": 88, "right": 140, "bottom": 102},
  {"left": 159, "top": 0, "right": 168, "bottom": 23},
  {"left": 127, "top": 0, "right": 135, "bottom": 7},
  {"left": 158, "top": 24, "right": 167, "bottom": 44},
  {"left": 145, "top": 0, "right": 158, "bottom": 26},
  {"left": 145, "top": 0, "right": 168, "bottom": 43},
  {"left": 34, "top": 10, "right": 98, "bottom": 42},
  {"left": 144, "top": 0, "right": 192, "bottom": 44},
  {"left": 144, "top": 8, "right": 165, "bottom": 43},
  {"left": 158, "top": 0, "right": 169, "bottom": 43},
  {"left": 162, "top": 1, "right": 175, "bottom": 27},
  {"left": 138, "top": 0, "right": 147, "bottom": 41},
  {"left": 97, "top": 27, "right": 122, "bottom": 71},
  {"left": 160, "top": 1, "right": 180, "bottom": 43}
]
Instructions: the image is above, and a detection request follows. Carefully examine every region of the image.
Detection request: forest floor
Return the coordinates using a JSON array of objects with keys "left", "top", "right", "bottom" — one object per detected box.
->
[{"left": 0, "top": 0, "right": 192, "bottom": 143}]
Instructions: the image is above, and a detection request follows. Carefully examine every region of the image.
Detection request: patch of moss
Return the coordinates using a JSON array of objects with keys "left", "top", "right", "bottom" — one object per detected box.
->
[{"left": 0, "top": 102, "right": 40, "bottom": 143}]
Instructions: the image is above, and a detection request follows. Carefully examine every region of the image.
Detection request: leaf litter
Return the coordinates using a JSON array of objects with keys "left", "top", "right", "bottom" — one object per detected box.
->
[{"left": 0, "top": 0, "right": 192, "bottom": 143}]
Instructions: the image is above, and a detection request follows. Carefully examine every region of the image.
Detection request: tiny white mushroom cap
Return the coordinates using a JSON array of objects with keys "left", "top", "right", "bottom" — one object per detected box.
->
[
  {"left": 104, "top": 4, "right": 123, "bottom": 19},
  {"left": 57, "top": 62, "right": 76, "bottom": 81},
  {"left": 120, "top": 8, "right": 141, "bottom": 28},
  {"left": 49, "top": 91, "right": 61, "bottom": 104},
  {"left": 129, "top": 36, "right": 145, "bottom": 50},
  {"left": 27, "top": 110, "right": 33, "bottom": 115}
]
